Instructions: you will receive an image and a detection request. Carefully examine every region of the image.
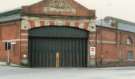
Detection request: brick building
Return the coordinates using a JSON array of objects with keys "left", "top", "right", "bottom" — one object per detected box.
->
[
  {"left": 96, "top": 17, "right": 135, "bottom": 66},
  {"left": 0, "top": 0, "right": 135, "bottom": 67},
  {"left": 0, "top": 0, "right": 96, "bottom": 67}
]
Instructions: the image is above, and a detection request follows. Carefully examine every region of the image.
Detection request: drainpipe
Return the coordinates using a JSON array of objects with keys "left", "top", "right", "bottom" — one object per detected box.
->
[{"left": 100, "top": 29, "right": 103, "bottom": 66}]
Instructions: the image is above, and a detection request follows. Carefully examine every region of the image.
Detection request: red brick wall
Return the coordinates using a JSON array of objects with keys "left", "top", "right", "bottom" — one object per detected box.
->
[
  {"left": 0, "top": 21, "right": 21, "bottom": 64},
  {"left": 0, "top": 0, "right": 95, "bottom": 66},
  {"left": 96, "top": 26, "right": 135, "bottom": 66},
  {"left": 119, "top": 32, "right": 135, "bottom": 62}
]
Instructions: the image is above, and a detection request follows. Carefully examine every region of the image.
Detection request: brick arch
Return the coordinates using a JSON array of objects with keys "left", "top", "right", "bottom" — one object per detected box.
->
[
  {"left": 20, "top": 17, "right": 94, "bottom": 66},
  {"left": 28, "top": 26, "right": 89, "bottom": 38},
  {"left": 21, "top": 19, "right": 91, "bottom": 31}
]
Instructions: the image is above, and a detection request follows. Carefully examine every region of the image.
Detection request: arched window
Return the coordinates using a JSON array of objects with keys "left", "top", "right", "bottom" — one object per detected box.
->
[{"left": 126, "top": 36, "right": 133, "bottom": 45}]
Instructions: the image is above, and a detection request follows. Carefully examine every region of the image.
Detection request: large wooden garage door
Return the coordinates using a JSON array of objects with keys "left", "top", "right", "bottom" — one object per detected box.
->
[{"left": 28, "top": 26, "right": 88, "bottom": 67}]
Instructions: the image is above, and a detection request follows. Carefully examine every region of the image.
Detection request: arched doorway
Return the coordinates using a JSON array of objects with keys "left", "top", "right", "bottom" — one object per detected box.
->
[{"left": 28, "top": 26, "right": 89, "bottom": 67}]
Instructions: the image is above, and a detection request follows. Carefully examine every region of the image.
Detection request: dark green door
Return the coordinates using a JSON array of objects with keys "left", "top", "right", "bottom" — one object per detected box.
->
[{"left": 28, "top": 26, "right": 88, "bottom": 67}]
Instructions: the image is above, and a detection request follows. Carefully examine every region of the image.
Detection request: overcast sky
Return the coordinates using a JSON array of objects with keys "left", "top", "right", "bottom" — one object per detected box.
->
[{"left": 0, "top": 0, "right": 135, "bottom": 22}]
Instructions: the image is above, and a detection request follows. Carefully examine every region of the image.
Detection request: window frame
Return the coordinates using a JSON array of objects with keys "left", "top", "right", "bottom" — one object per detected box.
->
[{"left": 127, "top": 51, "right": 134, "bottom": 61}]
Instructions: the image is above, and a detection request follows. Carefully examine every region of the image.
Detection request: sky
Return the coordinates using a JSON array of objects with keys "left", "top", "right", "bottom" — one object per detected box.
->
[{"left": 0, "top": 0, "right": 135, "bottom": 22}]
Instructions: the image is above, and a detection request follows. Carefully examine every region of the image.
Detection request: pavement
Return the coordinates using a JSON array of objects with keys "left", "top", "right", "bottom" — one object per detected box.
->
[
  {"left": 0, "top": 66, "right": 135, "bottom": 79},
  {"left": 0, "top": 62, "right": 20, "bottom": 67}
]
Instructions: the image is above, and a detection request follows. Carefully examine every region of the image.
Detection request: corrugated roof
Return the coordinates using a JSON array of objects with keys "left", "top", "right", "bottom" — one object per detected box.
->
[
  {"left": 96, "top": 19, "right": 112, "bottom": 28},
  {"left": 105, "top": 16, "right": 135, "bottom": 26},
  {"left": 118, "top": 22, "right": 135, "bottom": 33},
  {"left": 96, "top": 17, "right": 135, "bottom": 33},
  {"left": 0, "top": 9, "right": 22, "bottom": 23}
]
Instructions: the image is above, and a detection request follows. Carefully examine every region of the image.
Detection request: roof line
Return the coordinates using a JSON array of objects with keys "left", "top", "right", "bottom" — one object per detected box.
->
[
  {"left": 105, "top": 16, "right": 135, "bottom": 26},
  {"left": 0, "top": 8, "right": 22, "bottom": 17}
]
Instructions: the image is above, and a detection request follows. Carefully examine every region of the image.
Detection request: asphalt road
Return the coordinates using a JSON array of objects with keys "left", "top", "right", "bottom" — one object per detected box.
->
[{"left": 0, "top": 66, "right": 135, "bottom": 79}]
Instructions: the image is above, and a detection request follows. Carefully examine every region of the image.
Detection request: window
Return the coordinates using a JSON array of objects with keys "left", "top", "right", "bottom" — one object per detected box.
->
[
  {"left": 5, "top": 42, "right": 11, "bottom": 51},
  {"left": 111, "top": 19, "right": 118, "bottom": 27},
  {"left": 128, "top": 51, "right": 134, "bottom": 61},
  {"left": 126, "top": 37, "right": 133, "bottom": 45},
  {"left": 4, "top": 41, "right": 16, "bottom": 51}
]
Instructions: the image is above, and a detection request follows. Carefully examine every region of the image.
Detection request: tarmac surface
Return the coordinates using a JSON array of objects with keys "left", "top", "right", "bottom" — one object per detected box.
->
[{"left": 0, "top": 66, "right": 135, "bottom": 79}]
